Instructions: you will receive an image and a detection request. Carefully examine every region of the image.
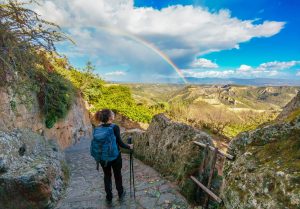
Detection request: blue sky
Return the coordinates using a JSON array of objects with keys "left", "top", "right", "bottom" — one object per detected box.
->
[{"left": 35, "top": 0, "right": 300, "bottom": 82}]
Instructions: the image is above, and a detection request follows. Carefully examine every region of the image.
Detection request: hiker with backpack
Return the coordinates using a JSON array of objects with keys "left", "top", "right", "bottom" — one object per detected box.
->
[{"left": 90, "top": 109, "right": 133, "bottom": 204}]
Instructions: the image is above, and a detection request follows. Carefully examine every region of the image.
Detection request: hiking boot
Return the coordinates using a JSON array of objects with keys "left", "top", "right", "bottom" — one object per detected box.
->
[
  {"left": 119, "top": 190, "right": 126, "bottom": 201},
  {"left": 105, "top": 198, "right": 112, "bottom": 206}
]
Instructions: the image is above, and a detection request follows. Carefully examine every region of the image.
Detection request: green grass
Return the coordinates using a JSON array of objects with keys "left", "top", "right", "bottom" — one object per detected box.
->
[{"left": 252, "top": 129, "right": 300, "bottom": 172}]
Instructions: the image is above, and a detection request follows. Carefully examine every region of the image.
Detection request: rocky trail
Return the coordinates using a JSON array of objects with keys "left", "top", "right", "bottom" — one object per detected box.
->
[{"left": 55, "top": 138, "right": 190, "bottom": 209}]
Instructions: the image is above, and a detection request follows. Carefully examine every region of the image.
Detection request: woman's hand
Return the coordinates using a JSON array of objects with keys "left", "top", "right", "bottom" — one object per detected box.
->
[{"left": 128, "top": 144, "right": 134, "bottom": 150}]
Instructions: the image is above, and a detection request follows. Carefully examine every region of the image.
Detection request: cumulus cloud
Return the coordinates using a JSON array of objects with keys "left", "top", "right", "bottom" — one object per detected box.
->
[
  {"left": 256, "top": 61, "right": 300, "bottom": 71},
  {"left": 184, "top": 60, "right": 299, "bottom": 79},
  {"left": 237, "top": 61, "right": 300, "bottom": 77},
  {"left": 34, "top": 0, "right": 285, "bottom": 67},
  {"left": 35, "top": 0, "right": 285, "bottom": 81},
  {"left": 237, "top": 64, "right": 252, "bottom": 72},
  {"left": 191, "top": 58, "right": 219, "bottom": 68}
]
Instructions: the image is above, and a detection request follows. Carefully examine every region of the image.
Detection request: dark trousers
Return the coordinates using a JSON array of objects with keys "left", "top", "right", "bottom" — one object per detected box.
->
[{"left": 100, "top": 154, "right": 124, "bottom": 200}]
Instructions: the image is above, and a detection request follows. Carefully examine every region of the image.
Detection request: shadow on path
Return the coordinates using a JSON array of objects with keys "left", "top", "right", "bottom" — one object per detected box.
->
[{"left": 55, "top": 138, "right": 190, "bottom": 209}]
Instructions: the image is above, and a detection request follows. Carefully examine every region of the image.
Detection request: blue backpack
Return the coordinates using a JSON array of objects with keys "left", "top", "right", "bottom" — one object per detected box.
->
[{"left": 90, "top": 124, "right": 119, "bottom": 164}]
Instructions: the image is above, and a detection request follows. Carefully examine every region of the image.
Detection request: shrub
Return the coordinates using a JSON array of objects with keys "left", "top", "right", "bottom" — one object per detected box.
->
[{"left": 36, "top": 70, "right": 75, "bottom": 128}]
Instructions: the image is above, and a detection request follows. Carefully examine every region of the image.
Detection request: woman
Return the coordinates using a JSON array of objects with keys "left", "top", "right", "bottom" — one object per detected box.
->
[{"left": 93, "top": 109, "right": 133, "bottom": 204}]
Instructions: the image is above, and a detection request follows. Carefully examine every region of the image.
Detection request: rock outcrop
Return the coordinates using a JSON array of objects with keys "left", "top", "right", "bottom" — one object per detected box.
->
[
  {"left": 0, "top": 129, "right": 68, "bottom": 209},
  {"left": 277, "top": 90, "right": 300, "bottom": 122},
  {"left": 122, "top": 114, "right": 213, "bottom": 201},
  {"left": 0, "top": 87, "right": 92, "bottom": 148},
  {"left": 222, "top": 114, "right": 300, "bottom": 208}
]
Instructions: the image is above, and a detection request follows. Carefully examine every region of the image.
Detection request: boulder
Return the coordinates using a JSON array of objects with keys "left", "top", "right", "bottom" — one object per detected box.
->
[
  {"left": 222, "top": 117, "right": 300, "bottom": 209},
  {"left": 0, "top": 129, "right": 68, "bottom": 209}
]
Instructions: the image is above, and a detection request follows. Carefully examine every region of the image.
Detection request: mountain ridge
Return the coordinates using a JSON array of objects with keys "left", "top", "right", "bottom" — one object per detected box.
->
[
  {"left": 184, "top": 77, "right": 300, "bottom": 86},
  {"left": 114, "top": 78, "right": 300, "bottom": 86}
]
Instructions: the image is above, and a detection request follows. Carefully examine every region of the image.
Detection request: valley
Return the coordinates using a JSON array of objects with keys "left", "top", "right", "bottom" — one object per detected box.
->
[{"left": 125, "top": 84, "right": 299, "bottom": 139}]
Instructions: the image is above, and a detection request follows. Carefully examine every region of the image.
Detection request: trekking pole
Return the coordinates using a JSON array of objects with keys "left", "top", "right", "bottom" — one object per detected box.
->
[
  {"left": 131, "top": 149, "right": 136, "bottom": 199},
  {"left": 127, "top": 137, "right": 134, "bottom": 198}
]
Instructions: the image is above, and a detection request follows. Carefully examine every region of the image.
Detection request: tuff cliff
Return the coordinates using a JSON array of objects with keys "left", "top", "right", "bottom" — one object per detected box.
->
[
  {"left": 0, "top": 87, "right": 92, "bottom": 148},
  {"left": 222, "top": 93, "right": 300, "bottom": 209},
  {"left": 0, "top": 86, "right": 92, "bottom": 208}
]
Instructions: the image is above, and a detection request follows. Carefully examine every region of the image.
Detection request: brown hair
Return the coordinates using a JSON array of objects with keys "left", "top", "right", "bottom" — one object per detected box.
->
[{"left": 95, "top": 109, "right": 113, "bottom": 123}]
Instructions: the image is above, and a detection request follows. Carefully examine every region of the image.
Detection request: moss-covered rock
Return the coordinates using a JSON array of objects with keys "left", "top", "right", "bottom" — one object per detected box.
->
[
  {"left": 0, "top": 129, "right": 69, "bottom": 209},
  {"left": 122, "top": 114, "right": 214, "bottom": 202},
  {"left": 222, "top": 117, "right": 300, "bottom": 209}
]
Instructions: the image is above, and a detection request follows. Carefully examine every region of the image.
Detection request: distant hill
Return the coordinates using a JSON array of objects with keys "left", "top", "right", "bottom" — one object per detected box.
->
[
  {"left": 124, "top": 83, "right": 299, "bottom": 138},
  {"left": 169, "top": 85, "right": 299, "bottom": 110},
  {"left": 116, "top": 77, "right": 300, "bottom": 86},
  {"left": 123, "top": 83, "right": 184, "bottom": 105},
  {"left": 184, "top": 77, "right": 300, "bottom": 86},
  {"left": 125, "top": 84, "right": 299, "bottom": 110}
]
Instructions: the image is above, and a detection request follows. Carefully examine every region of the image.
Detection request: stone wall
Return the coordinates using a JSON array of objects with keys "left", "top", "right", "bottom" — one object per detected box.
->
[
  {"left": 122, "top": 114, "right": 213, "bottom": 202},
  {"left": 0, "top": 87, "right": 92, "bottom": 148}
]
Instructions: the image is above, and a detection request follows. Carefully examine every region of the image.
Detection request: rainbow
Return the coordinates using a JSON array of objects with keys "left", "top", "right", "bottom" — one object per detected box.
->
[{"left": 98, "top": 26, "right": 188, "bottom": 84}]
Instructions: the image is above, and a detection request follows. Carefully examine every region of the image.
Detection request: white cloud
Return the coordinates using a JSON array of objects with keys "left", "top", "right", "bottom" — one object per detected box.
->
[
  {"left": 191, "top": 58, "right": 218, "bottom": 68},
  {"left": 236, "top": 61, "right": 300, "bottom": 78},
  {"left": 34, "top": 0, "right": 285, "bottom": 68},
  {"left": 105, "top": 71, "right": 126, "bottom": 76},
  {"left": 33, "top": 1, "right": 68, "bottom": 25},
  {"left": 183, "top": 60, "right": 299, "bottom": 79},
  {"left": 238, "top": 64, "right": 252, "bottom": 72},
  {"left": 256, "top": 61, "right": 300, "bottom": 71},
  {"left": 183, "top": 69, "right": 235, "bottom": 78}
]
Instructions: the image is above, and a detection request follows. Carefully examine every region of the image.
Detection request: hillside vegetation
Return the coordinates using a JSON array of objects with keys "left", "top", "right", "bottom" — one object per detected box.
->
[{"left": 52, "top": 58, "right": 156, "bottom": 123}]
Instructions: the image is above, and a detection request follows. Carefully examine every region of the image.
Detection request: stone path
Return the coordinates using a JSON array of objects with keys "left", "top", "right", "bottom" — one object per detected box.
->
[{"left": 55, "top": 138, "right": 190, "bottom": 209}]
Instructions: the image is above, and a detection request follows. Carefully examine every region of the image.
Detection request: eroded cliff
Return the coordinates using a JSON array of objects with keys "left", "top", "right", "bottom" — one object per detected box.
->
[
  {"left": 0, "top": 87, "right": 92, "bottom": 148},
  {"left": 0, "top": 86, "right": 92, "bottom": 208}
]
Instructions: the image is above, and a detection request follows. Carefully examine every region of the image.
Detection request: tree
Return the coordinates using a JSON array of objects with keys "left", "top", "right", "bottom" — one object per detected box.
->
[
  {"left": 0, "top": 0, "right": 75, "bottom": 128},
  {"left": 0, "top": 0, "right": 70, "bottom": 85}
]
